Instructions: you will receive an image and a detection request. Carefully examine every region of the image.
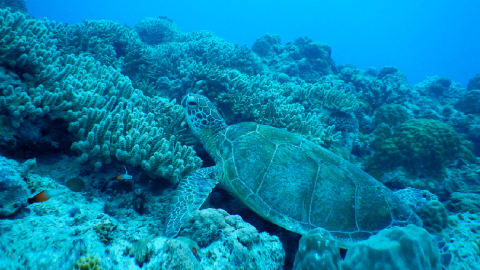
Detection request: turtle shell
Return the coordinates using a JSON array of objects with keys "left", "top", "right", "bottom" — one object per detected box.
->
[{"left": 218, "top": 122, "right": 421, "bottom": 247}]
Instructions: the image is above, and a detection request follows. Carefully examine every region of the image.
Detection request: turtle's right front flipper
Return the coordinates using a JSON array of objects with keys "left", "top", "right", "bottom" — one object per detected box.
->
[{"left": 164, "top": 167, "right": 217, "bottom": 238}]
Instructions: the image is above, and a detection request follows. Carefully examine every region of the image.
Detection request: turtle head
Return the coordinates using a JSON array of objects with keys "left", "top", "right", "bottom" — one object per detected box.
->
[{"left": 182, "top": 93, "right": 227, "bottom": 138}]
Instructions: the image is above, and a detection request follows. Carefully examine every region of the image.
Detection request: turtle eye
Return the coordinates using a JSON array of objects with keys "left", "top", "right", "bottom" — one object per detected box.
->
[{"left": 187, "top": 101, "right": 197, "bottom": 106}]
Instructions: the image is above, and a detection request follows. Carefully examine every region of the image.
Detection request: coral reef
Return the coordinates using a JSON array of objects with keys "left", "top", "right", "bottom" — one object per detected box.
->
[
  {"left": 0, "top": 156, "right": 29, "bottom": 217},
  {"left": 416, "top": 200, "right": 449, "bottom": 237},
  {"left": 135, "top": 17, "right": 181, "bottom": 45},
  {"left": 0, "top": 0, "right": 26, "bottom": 13},
  {"left": 252, "top": 34, "right": 282, "bottom": 58},
  {"left": 446, "top": 192, "right": 480, "bottom": 213},
  {"left": 342, "top": 225, "right": 442, "bottom": 270},
  {"left": 0, "top": 8, "right": 202, "bottom": 183},
  {"left": 366, "top": 119, "right": 475, "bottom": 181},
  {"left": 127, "top": 238, "right": 153, "bottom": 265},
  {"left": 443, "top": 213, "right": 480, "bottom": 268},
  {"left": 251, "top": 34, "right": 336, "bottom": 82},
  {"left": 446, "top": 163, "right": 480, "bottom": 193},
  {"left": 74, "top": 254, "right": 103, "bottom": 270},
  {"left": 177, "top": 208, "right": 285, "bottom": 269},
  {"left": 93, "top": 218, "right": 117, "bottom": 244},
  {"left": 373, "top": 103, "right": 410, "bottom": 127},
  {"left": 0, "top": 4, "right": 480, "bottom": 269},
  {"left": 154, "top": 238, "right": 202, "bottom": 270},
  {"left": 455, "top": 90, "right": 480, "bottom": 114},
  {"left": 292, "top": 228, "right": 341, "bottom": 270},
  {"left": 467, "top": 73, "right": 480, "bottom": 91}
]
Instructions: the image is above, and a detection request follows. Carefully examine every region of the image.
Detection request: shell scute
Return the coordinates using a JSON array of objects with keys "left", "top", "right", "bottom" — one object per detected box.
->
[
  {"left": 257, "top": 124, "right": 302, "bottom": 146},
  {"left": 225, "top": 122, "right": 257, "bottom": 141},
  {"left": 258, "top": 143, "right": 318, "bottom": 222},
  {"left": 229, "top": 178, "right": 251, "bottom": 200},
  {"left": 354, "top": 185, "right": 393, "bottom": 231},
  {"left": 231, "top": 131, "right": 276, "bottom": 191},
  {"left": 311, "top": 164, "right": 357, "bottom": 232},
  {"left": 244, "top": 193, "right": 272, "bottom": 218}
]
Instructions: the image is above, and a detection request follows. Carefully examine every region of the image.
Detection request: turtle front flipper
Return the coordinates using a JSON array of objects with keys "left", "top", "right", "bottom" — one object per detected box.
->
[{"left": 164, "top": 167, "right": 218, "bottom": 238}]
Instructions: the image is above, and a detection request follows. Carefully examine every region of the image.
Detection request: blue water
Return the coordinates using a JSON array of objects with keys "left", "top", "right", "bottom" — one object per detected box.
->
[{"left": 27, "top": 0, "right": 480, "bottom": 87}]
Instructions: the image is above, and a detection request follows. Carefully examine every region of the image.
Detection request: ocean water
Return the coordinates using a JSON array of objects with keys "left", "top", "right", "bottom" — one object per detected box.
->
[
  {"left": 1, "top": 0, "right": 480, "bottom": 269},
  {"left": 27, "top": 0, "right": 480, "bottom": 87}
]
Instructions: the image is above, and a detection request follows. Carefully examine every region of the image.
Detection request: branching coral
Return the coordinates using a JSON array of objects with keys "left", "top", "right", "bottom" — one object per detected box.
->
[
  {"left": 194, "top": 67, "right": 347, "bottom": 145},
  {"left": 0, "top": 8, "right": 201, "bottom": 183},
  {"left": 0, "top": 8, "right": 360, "bottom": 181}
]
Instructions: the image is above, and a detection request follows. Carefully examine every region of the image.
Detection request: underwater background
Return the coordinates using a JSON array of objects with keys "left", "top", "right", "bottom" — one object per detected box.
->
[{"left": 1, "top": 0, "right": 480, "bottom": 269}]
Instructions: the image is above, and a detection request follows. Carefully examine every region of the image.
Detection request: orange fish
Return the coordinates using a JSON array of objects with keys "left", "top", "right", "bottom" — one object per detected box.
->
[
  {"left": 109, "top": 166, "right": 133, "bottom": 181},
  {"left": 27, "top": 189, "right": 66, "bottom": 204}
]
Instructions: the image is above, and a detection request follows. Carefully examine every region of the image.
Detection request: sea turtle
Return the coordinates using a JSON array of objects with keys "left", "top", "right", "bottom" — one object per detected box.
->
[{"left": 164, "top": 93, "right": 422, "bottom": 247}]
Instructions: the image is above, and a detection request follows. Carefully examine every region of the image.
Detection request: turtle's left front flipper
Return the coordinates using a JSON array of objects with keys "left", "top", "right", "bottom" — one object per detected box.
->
[{"left": 164, "top": 166, "right": 218, "bottom": 238}]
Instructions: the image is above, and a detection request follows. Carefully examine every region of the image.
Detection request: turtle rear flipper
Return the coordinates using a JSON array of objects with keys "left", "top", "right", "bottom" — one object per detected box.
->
[{"left": 164, "top": 167, "right": 218, "bottom": 238}]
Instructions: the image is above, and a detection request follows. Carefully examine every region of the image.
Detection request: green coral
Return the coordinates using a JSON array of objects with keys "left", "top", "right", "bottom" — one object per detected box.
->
[
  {"left": 74, "top": 254, "right": 103, "bottom": 270},
  {"left": 93, "top": 218, "right": 117, "bottom": 244},
  {"left": 366, "top": 119, "right": 475, "bottom": 180}
]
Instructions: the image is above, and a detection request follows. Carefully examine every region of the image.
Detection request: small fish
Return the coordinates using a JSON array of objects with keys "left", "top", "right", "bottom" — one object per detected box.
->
[
  {"left": 109, "top": 166, "right": 133, "bottom": 181},
  {"left": 27, "top": 189, "right": 66, "bottom": 204}
]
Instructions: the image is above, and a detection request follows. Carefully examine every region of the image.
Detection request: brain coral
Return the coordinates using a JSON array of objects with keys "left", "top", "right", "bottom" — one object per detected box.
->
[
  {"left": 366, "top": 119, "right": 475, "bottom": 181},
  {"left": 416, "top": 200, "right": 449, "bottom": 237},
  {"left": 293, "top": 227, "right": 342, "bottom": 270},
  {"left": 342, "top": 225, "right": 441, "bottom": 270}
]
